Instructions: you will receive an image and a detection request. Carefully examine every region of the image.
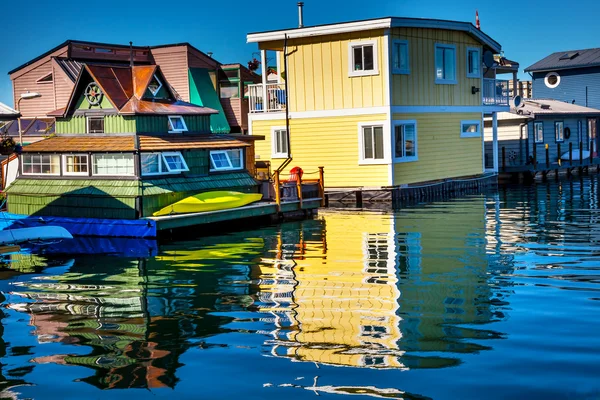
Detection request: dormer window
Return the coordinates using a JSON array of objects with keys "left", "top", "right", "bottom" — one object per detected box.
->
[
  {"left": 148, "top": 74, "right": 163, "bottom": 96},
  {"left": 87, "top": 116, "right": 104, "bottom": 134},
  {"left": 168, "top": 116, "right": 188, "bottom": 133}
]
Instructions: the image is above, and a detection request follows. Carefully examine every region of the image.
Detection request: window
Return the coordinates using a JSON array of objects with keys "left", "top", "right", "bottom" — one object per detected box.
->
[
  {"left": 141, "top": 153, "right": 162, "bottom": 176},
  {"left": 466, "top": 47, "right": 480, "bottom": 78},
  {"left": 92, "top": 154, "right": 135, "bottom": 176},
  {"left": 62, "top": 154, "right": 89, "bottom": 175},
  {"left": 87, "top": 116, "right": 104, "bottom": 134},
  {"left": 21, "top": 154, "right": 60, "bottom": 175},
  {"left": 220, "top": 81, "right": 240, "bottom": 98},
  {"left": 392, "top": 40, "right": 409, "bottom": 74},
  {"left": 534, "top": 122, "right": 544, "bottom": 143},
  {"left": 348, "top": 40, "right": 378, "bottom": 77},
  {"left": 168, "top": 116, "right": 188, "bottom": 133},
  {"left": 393, "top": 121, "right": 417, "bottom": 162},
  {"left": 435, "top": 44, "right": 457, "bottom": 84},
  {"left": 147, "top": 74, "right": 163, "bottom": 96},
  {"left": 36, "top": 73, "right": 53, "bottom": 84},
  {"left": 460, "top": 120, "right": 481, "bottom": 138},
  {"left": 162, "top": 152, "right": 189, "bottom": 173},
  {"left": 555, "top": 121, "right": 564, "bottom": 142},
  {"left": 359, "top": 123, "right": 386, "bottom": 163},
  {"left": 209, "top": 149, "right": 244, "bottom": 171},
  {"left": 544, "top": 72, "right": 560, "bottom": 89},
  {"left": 271, "top": 127, "right": 289, "bottom": 158}
]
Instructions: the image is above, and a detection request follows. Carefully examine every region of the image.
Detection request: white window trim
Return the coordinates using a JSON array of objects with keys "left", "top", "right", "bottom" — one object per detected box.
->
[
  {"left": 348, "top": 39, "right": 379, "bottom": 78},
  {"left": 141, "top": 152, "right": 166, "bottom": 176},
  {"left": 21, "top": 154, "right": 61, "bottom": 176},
  {"left": 162, "top": 151, "right": 189, "bottom": 173},
  {"left": 62, "top": 154, "right": 89, "bottom": 176},
  {"left": 555, "top": 121, "right": 565, "bottom": 143},
  {"left": 149, "top": 74, "right": 163, "bottom": 96},
  {"left": 391, "top": 39, "right": 410, "bottom": 75},
  {"left": 209, "top": 149, "right": 244, "bottom": 172},
  {"left": 466, "top": 47, "right": 481, "bottom": 79},
  {"left": 534, "top": 122, "right": 544, "bottom": 143},
  {"left": 271, "top": 126, "right": 289, "bottom": 159},
  {"left": 92, "top": 153, "right": 136, "bottom": 177},
  {"left": 434, "top": 43, "right": 457, "bottom": 85},
  {"left": 168, "top": 115, "right": 188, "bottom": 133},
  {"left": 392, "top": 120, "right": 418, "bottom": 163},
  {"left": 358, "top": 121, "right": 390, "bottom": 165},
  {"left": 460, "top": 120, "right": 482, "bottom": 138},
  {"left": 86, "top": 116, "right": 105, "bottom": 134}
]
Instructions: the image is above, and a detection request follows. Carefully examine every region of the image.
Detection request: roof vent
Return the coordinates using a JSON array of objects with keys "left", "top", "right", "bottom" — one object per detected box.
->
[{"left": 559, "top": 52, "right": 579, "bottom": 60}]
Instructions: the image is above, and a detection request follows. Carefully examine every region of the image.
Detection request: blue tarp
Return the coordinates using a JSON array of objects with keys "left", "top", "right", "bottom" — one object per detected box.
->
[
  {"left": 0, "top": 213, "right": 157, "bottom": 239},
  {"left": 22, "top": 236, "right": 159, "bottom": 258}
]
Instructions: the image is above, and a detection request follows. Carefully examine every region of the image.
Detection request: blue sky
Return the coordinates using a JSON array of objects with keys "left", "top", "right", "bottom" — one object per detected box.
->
[{"left": 1, "top": 0, "right": 598, "bottom": 106}]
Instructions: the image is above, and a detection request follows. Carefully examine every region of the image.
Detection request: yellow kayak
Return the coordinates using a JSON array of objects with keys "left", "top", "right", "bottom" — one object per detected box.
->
[{"left": 153, "top": 191, "right": 263, "bottom": 217}]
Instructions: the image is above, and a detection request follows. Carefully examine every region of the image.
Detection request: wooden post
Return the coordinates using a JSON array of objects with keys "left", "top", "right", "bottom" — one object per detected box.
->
[
  {"left": 502, "top": 147, "right": 506, "bottom": 171},
  {"left": 569, "top": 142, "right": 573, "bottom": 165},
  {"left": 545, "top": 144, "right": 550, "bottom": 167},
  {"left": 274, "top": 170, "right": 281, "bottom": 211},
  {"left": 533, "top": 144, "right": 537, "bottom": 168},
  {"left": 296, "top": 173, "right": 303, "bottom": 208},
  {"left": 580, "top": 141, "right": 584, "bottom": 166},
  {"left": 318, "top": 166, "right": 325, "bottom": 207},
  {"left": 356, "top": 190, "right": 363, "bottom": 208}
]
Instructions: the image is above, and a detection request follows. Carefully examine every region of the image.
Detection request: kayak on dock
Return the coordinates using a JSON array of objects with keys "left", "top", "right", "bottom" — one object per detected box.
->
[{"left": 152, "top": 191, "right": 263, "bottom": 217}]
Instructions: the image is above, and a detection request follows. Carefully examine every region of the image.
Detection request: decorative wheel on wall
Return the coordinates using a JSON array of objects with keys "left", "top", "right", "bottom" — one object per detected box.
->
[{"left": 85, "top": 82, "right": 103, "bottom": 106}]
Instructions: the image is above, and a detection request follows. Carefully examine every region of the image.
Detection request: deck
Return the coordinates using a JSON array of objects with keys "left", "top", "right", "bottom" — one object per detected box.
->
[{"left": 146, "top": 198, "right": 322, "bottom": 231}]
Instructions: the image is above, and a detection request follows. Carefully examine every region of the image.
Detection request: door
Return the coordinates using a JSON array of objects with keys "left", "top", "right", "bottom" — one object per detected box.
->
[{"left": 588, "top": 118, "right": 597, "bottom": 157}]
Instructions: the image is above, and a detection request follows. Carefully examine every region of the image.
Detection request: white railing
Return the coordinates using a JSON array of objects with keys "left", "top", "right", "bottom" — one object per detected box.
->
[
  {"left": 483, "top": 78, "right": 509, "bottom": 106},
  {"left": 248, "top": 83, "right": 286, "bottom": 113}
]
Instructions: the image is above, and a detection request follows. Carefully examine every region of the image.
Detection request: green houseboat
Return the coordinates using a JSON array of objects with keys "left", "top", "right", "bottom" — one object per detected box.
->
[{"left": 3, "top": 64, "right": 261, "bottom": 237}]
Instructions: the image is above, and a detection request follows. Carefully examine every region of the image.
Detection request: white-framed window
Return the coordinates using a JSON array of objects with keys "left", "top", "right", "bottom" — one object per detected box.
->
[
  {"left": 87, "top": 116, "right": 105, "bottom": 134},
  {"left": 466, "top": 47, "right": 481, "bottom": 78},
  {"left": 209, "top": 149, "right": 244, "bottom": 172},
  {"left": 92, "top": 153, "right": 135, "bottom": 176},
  {"left": 162, "top": 152, "right": 189, "bottom": 173},
  {"left": 460, "top": 120, "right": 481, "bottom": 138},
  {"left": 21, "top": 154, "right": 60, "bottom": 175},
  {"left": 148, "top": 74, "right": 163, "bottom": 96},
  {"left": 62, "top": 154, "right": 89, "bottom": 176},
  {"left": 393, "top": 121, "right": 417, "bottom": 162},
  {"left": 168, "top": 116, "right": 188, "bottom": 133},
  {"left": 348, "top": 40, "right": 379, "bottom": 77},
  {"left": 271, "top": 127, "right": 289, "bottom": 158},
  {"left": 534, "top": 122, "right": 544, "bottom": 143},
  {"left": 555, "top": 121, "right": 564, "bottom": 142},
  {"left": 359, "top": 122, "right": 388, "bottom": 164},
  {"left": 544, "top": 72, "right": 560, "bottom": 89},
  {"left": 392, "top": 40, "right": 409, "bottom": 75},
  {"left": 435, "top": 43, "right": 457, "bottom": 84}
]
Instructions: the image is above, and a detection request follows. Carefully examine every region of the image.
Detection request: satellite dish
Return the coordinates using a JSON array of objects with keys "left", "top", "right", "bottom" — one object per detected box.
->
[
  {"left": 510, "top": 95, "right": 523, "bottom": 108},
  {"left": 483, "top": 51, "right": 495, "bottom": 68}
]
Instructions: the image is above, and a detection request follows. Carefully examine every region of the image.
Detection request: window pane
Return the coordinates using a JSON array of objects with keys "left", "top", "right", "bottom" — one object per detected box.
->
[
  {"left": 23, "top": 154, "right": 59, "bottom": 174},
  {"left": 142, "top": 153, "right": 160, "bottom": 175},
  {"left": 469, "top": 50, "right": 480, "bottom": 75},
  {"left": 393, "top": 43, "right": 401, "bottom": 70},
  {"left": 164, "top": 155, "right": 184, "bottom": 171},
  {"left": 435, "top": 47, "right": 444, "bottom": 79},
  {"left": 363, "top": 45, "right": 374, "bottom": 71},
  {"left": 148, "top": 75, "right": 162, "bottom": 95},
  {"left": 227, "top": 149, "right": 242, "bottom": 169},
  {"left": 169, "top": 117, "right": 186, "bottom": 131},
  {"left": 444, "top": 48, "right": 455, "bottom": 80},
  {"left": 394, "top": 125, "right": 404, "bottom": 158},
  {"left": 373, "top": 126, "right": 384, "bottom": 159},
  {"left": 220, "top": 82, "right": 240, "bottom": 98},
  {"left": 88, "top": 117, "right": 104, "bottom": 134},
  {"left": 353, "top": 47, "right": 363, "bottom": 71},
  {"left": 65, "top": 155, "right": 88, "bottom": 173},
  {"left": 462, "top": 123, "right": 479, "bottom": 133},
  {"left": 363, "top": 127, "right": 373, "bottom": 159},
  {"left": 404, "top": 125, "right": 416, "bottom": 157},
  {"left": 275, "top": 129, "right": 288, "bottom": 155},
  {"left": 399, "top": 44, "right": 408, "bottom": 71},
  {"left": 93, "top": 154, "right": 134, "bottom": 175},
  {"left": 556, "top": 122, "right": 564, "bottom": 140},
  {"left": 280, "top": 131, "right": 288, "bottom": 154}
]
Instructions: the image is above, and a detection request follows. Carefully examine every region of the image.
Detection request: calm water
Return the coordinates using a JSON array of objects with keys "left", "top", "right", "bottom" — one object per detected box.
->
[{"left": 0, "top": 177, "right": 600, "bottom": 399}]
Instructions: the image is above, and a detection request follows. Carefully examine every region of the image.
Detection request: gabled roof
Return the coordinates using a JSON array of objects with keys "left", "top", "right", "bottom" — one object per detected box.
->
[
  {"left": 525, "top": 48, "right": 600, "bottom": 72},
  {"left": 49, "top": 64, "right": 218, "bottom": 117},
  {"left": 0, "top": 102, "right": 20, "bottom": 120},
  {"left": 247, "top": 16, "right": 502, "bottom": 53}
]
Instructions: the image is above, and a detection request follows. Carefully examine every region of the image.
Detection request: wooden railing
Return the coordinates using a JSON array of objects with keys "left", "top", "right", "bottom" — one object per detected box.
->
[
  {"left": 248, "top": 83, "right": 286, "bottom": 113},
  {"left": 272, "top": 167, "right": 325, "bottom": 211}
]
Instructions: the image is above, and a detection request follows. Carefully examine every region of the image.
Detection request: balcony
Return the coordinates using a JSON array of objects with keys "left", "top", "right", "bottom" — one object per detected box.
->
[
  {"left": 483, "top": 78, "right": 509, "bottom": 106},
  {"left": 248, "top": 83, "right": 286, "bottom": 113}
]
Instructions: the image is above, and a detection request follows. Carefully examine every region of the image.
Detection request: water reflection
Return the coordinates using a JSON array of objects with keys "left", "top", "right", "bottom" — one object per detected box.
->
[{"left": 1, "top": 176, "right": 600, "bottom": 398}]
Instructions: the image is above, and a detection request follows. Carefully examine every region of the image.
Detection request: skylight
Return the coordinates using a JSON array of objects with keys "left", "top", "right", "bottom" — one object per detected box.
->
[{"left": 559, "top": 52, "right": 579, "bottom": 61}]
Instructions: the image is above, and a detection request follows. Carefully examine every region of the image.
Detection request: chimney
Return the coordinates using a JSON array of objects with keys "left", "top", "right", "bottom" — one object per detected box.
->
[
  {"left": 129, "top": 41, "right": 134, "bottom": 67},
  {"left": 298, "top": 2, "right": 304, "bottom": 28}
]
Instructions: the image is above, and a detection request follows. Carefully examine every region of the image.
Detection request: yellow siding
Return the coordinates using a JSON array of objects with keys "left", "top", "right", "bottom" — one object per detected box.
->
[
  {"left": 394, "top": 113, "right": 483, "bottom": 185},
  {"left": 252, "top": 114, "right": 389, "bottom": 188},
  {"left": 391, "top": 28, "right": 482, "bottom": 106},
  {"left": 262, "top": 29, "right": 387, "bottom": 112}
]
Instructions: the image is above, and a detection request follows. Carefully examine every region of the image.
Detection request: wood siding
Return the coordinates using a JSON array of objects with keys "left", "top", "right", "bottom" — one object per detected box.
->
[
  {"left": 221, "top": 98, "right": 249, "bottom": 131},
  {"left": 56, "top": 115, "right": 136, "bottom": 134},
  {"left": 252, "top": 114, "right": 389, "bottom": 187},
  {"left": 393, "top": 113, "right": 483, "bottom": 185},
  {"left": 532, "top": 68, "right": 600, "bottom": 109},
  {"left": 151, "top": 46, "right": 190, "bottom": 101},
  {"left": 262, "top": 29, "right": 387, "bottom": 112},
  {"left": 391, "top": 28, "right": 482, "bottom": 106},
  {"left": 528, "top": 117, "right": 591, "bottom": 164},
  {"left": 136, "top": 115, "right": 210, "bottom": 134},
  {"left": 52, "top": 58, "right": 75, "bottom": 110}
]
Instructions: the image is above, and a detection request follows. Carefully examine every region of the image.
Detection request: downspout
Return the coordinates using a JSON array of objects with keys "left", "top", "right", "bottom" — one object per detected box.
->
[{"left": 276, "top": 33, "right": 292, "bottom": 174}]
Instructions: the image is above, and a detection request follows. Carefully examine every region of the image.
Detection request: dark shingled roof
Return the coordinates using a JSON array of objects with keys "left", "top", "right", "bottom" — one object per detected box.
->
[{"left": 525, "top": 48, "right": 600, "bottom": 72}]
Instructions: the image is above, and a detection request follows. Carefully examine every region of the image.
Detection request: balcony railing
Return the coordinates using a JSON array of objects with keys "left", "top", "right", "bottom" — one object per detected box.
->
[
  {"left": 483, "top": 78, "right": 509, "bottom": 106},
  {"left": 248, "top": 83, "right": 286, "bottom": 113}
]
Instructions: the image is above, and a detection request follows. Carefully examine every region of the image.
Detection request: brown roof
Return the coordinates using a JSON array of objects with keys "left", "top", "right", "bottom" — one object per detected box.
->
[
  {"left": 22, "top": 136, "right": 136, "bottom": 153},
  {"left": 138, "top": 135, "right": 250, "bottom": 151}
]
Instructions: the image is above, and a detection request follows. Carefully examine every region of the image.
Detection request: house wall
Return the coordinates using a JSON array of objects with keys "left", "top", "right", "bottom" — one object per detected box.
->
[
  {"left": 263, "top": 29, "right": 388, "bottom": 112},
  {"left": 221, "top": 98, "right": 250, "bottom": 132},
  {"left": 52, "top": 58, "right": 76, "bottom": 109},
  {"left": 252, "top": 113, "right": 390, "bottom": 187},
  {"left": 136, "top": 115, "right": 211, "bottom": 133},
  {"left": 391, "top": 28, "right": 482, "bottom": 106},
  {"left": 483, "top": 121, "right": 528, "bottom": 168},
  {"left": 393, "top": 113, "right": 483, "bottom": 185},
  {"left": 532, "top": 68, "right": 600, "bottom": 109},
  {"left": 527, "top": 116, "right": 591, "bottom": 164},
  {"left": 56, "top": 115, "right": 210, "bottom": 134},
  {"left": 150, "top": 46, "right": 190, "bottom": 101}
]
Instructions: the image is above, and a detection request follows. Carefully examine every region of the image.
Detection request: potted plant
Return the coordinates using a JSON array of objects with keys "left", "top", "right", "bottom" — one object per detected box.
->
[{"left": 0, "top": 135, "right": 16, "bottom": 155}]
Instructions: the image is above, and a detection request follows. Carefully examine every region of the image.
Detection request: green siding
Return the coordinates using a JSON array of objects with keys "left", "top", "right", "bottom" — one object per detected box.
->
[
  {"left": 75, "top": 91, "right": 114, "bottom": 111},
  {"left": 56, "top": 115, "right": 136, "bottom": 134},
  {"left": 5, "top": 179, "right": 142, "bottom": 197},
  {"left": 189, "top": 68, "right": 231, "bottom": 133},
  {"left": 56, "top": 116, "right": 86, "bottom": 134},
  {"left": 184, "top": 149, "right": 209, "bottom": 175},
  {"left": 136, "top": 115, "right": 210, "bottom": 133}
]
